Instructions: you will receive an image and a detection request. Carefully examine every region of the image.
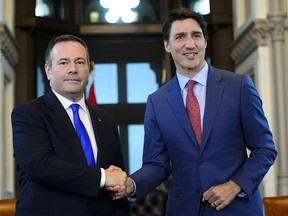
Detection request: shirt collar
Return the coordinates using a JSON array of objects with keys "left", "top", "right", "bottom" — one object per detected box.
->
[
  {"left": 177, "top": 61, "right": 208, "bottom": 92},
  {"left": 52, "top": 89, "right": 87, "bottom": 112}
]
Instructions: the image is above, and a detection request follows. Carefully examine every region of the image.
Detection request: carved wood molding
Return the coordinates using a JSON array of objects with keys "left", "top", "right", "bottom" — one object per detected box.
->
[
  {"left": 0, "top": 23, "right": 20, "bottom": 67},
  {"left": 230, "top": 19, "right": 269, "bottom": 66}
]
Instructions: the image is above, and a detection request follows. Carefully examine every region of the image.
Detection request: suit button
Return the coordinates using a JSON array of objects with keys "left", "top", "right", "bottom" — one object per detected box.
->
[{"left": 198, "top": 159, "right": 203, "bottom": 164}]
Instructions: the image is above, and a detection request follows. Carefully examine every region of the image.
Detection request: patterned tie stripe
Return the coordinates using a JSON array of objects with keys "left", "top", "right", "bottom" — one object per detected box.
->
[
  {"left": 186, "top": 80, "right": 202, "bottom": 145},
  {"left": 71, "top": 104, "right": 95, "bottom": 166}
]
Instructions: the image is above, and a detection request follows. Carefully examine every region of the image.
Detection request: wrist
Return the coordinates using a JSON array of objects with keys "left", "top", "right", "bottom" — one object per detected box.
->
[
  {"left": 229, "top": 180, "right": 242, "bottom": 194},
  {"left": 127, "top": 178, "right": 134, "bottom": 194},
  {"left": 126, "top": 177, "right": 136, "bottom": 197}
]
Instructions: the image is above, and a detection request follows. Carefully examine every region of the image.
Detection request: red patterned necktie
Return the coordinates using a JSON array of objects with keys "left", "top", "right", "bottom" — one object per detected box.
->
[{"left": 186, "top": 80, "right": 202, "bottom": 145}]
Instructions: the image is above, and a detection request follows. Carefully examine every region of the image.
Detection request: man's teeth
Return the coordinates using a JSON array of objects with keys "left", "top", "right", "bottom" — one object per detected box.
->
[{"left": 185, "top": 53, "right": 195, "bottom": 56}]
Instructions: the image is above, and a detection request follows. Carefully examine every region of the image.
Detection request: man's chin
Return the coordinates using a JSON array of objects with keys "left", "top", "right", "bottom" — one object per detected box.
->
[
  {"left": 65, "top": 85, "right": 84, "bottom": 94},
  {"left": 67, "top": 90, "right": 83, "bottom": 96},
  {"left": 65, "top": 88, "right": 84, "bottom": 96}
]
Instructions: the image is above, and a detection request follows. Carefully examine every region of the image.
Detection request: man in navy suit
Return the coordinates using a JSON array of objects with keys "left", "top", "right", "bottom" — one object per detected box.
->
[
  {"left": 111, "top": 7, "right": 277, "bottom": 216},
  {"left": 12, "top": 34, "right": 129, "bottom": 216}
]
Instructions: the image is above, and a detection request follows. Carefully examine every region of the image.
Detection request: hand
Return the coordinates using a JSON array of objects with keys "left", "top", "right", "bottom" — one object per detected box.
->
[
  {"left": 202, "top": 180, "right": 242, "bottom": 211},
  {"left": 105, "top": 165, "right": 135, "bottom": 200},
  {"left": 104, "top": 165, "right": 128, "bottom": 200},
  {"left": 109, "top": 177, "right": 134, "bottom": 200},
  {"left": 104, "top": 165, "right": 127, "bottom": 187}
]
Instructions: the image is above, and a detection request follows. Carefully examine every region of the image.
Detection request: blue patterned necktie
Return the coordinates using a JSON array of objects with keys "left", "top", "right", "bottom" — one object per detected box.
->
[{"left": 70, "top": 104, "right": 95, "bottom": 166}]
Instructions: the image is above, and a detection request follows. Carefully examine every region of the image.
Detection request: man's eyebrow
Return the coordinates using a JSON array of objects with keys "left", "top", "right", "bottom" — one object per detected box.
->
[
  {"left": 173, "top": 31, "right": 203, "bottom": 37},
  {"left": 75, "top": 57, "right": 86, "bottom": 61},
  {"left": 56, "top": 57, "right": 86, "bottom": 63},
  {"left": 174, "top": 32, "right": 186, "bottom": 37},
  {"left": 191, "top": 31, "right": 203, "bottom": 35},
  {"left": 56, "top": 58, "right": 69, "bottom": 63}
]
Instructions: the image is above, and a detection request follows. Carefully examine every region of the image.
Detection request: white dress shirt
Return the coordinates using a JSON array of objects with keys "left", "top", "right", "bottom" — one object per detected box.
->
[
  {"left": 176, "top": 61, "right": 208, "bottom": 130},
  {"left": 52, "top": 89, "right": 105, "bottom": 187}
]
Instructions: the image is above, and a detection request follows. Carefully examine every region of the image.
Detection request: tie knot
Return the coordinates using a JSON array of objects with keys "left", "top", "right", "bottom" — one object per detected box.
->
[
  {"left": 71, "top": 104, "right": 80, "bottom": 113},
  {"left": 187, "top": 80, "right": 196, "bottom": 91}
]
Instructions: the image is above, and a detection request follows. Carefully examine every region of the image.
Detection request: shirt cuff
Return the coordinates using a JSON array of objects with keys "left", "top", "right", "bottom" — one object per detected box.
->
[
  {"left": 237, "top": 191, "right": 247, "bottom": 198},
  {"left": 100, "top": 168, "right": 105, "bottom": 188}
]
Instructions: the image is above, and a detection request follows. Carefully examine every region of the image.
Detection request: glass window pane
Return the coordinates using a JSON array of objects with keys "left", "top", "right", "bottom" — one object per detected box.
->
[
  {"left": 35, "top": 0, "right": 65, "bottom": 20},
  {"left": 126, "top": 63, "right": 158, "bottom": 103},
  {"left": 82, "top": 0, "right": 161, "bottom": 24},
  {"left": 182, "top": 0, "right": 210, "bottom": 15},
  {"left": 128, "top": 124, "right": 144, "bottom": 174},
  {"left": 37, "top": 67, "right": 45, "bottom": 97},
  {"left": 87, "top": 63, "right": 118, "bottom": 104}
]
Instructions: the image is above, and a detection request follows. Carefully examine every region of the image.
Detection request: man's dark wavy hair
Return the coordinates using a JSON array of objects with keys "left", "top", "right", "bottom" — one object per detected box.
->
[{"left": 162, "top": 7, "right": 209, "bottom": 41}]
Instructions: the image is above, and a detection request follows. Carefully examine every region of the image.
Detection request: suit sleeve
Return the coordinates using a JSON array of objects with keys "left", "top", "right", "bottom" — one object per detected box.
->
[
  {"left": 130, "top": 95, "right": 171, "bottom": 201},
  {"left": 231, "top": 75, "right": 277, "bottom": 199}
]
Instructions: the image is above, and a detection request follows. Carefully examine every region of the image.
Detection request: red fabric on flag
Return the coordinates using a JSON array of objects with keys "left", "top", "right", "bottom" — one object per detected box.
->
[{"left": 88, "top": 83, "right": 98, "bottom": 107}]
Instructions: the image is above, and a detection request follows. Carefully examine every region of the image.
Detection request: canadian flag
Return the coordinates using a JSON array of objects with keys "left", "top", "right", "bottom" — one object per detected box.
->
[
  {"left": 88, "top": 83, "right": 98, "bottom": 107},
  {"left": 87, "top": 61, "right": 98, "bottom": 107}
]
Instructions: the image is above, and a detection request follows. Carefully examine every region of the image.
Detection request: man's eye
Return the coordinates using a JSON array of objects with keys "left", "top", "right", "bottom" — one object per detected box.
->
[
  {"left": 59, "top": 61, "right": 67, "bottom": 65},
  {"left": 193, "top": 34, "right": 201, "bottom": 39},
  {"left": 76, "top": 61, "right": 85, "bottom": 65}
]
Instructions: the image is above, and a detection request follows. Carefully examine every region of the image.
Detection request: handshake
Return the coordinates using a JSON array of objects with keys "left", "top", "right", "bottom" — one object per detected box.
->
[{"left": 104, "top": 165, "right": 134, "bottom": 200}]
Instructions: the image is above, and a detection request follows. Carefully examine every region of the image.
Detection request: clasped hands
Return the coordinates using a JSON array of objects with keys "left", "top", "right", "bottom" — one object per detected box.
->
[{"left": 104, "top": 165, "right": 134, "bottom": 200}]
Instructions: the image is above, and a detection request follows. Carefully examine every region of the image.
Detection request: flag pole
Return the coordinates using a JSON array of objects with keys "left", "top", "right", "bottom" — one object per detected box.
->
[{"left": 90, "top": 61, "right": 95, "bottom": 83}]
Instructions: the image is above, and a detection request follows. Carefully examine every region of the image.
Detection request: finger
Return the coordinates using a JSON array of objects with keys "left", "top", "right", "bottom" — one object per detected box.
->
[
  {"left": 216, "top": 201, "right": 227, "bottom": 211},
  {"left": 105, "top": 186, "right": 114, "bottom": 191},
  {"left": 202, "top": 186, "right": 215, "bottom": 201},
  {"left": 106, "top": 185, "right": 121, "bottom": 192},
  {"left": 108, "top": 165, "right": 122, "bottom": 171},
  {"left": 211, "top": 201, "right": 219, "bottom": 209},
  {"left": 112, "top": 191, "right": 125, "bottom": 200},
  {"left": 214, "top": 201, "right": 219, "bottom": 207}
]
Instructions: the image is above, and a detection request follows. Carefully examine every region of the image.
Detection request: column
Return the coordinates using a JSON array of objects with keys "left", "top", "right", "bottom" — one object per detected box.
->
[{"left": 268, "top": 0, "right": 288, "bottom": 195}]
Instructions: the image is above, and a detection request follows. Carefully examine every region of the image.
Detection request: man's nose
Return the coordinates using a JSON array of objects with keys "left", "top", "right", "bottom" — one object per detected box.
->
[
  {"left": 185, "top": 37, "right": 196, "bottom": 48},
  {"left": 68, "top": 63, "right": 77, "bottom": 73}
]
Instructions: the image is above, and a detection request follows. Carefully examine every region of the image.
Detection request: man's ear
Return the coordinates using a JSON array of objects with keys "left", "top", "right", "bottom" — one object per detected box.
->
[
  {"left": 164, "top": 40, "right": 171, "bottom": 53},
  {"left": 44, "top": 64, "right": 51, "bottom": 80}
]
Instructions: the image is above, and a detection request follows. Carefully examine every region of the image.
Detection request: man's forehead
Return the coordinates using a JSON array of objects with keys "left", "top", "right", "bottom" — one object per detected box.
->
[
  {"left": 51, "top": 42, "right": 86, "bottom": 57},
  {"left": 170, "top": 19, "right": 202, "bottom": 34},
  {"left": 53, "top": 41, "right": 85, "bottom": 50},
  {"left": 171, "top": 19, "right": 201, "bottom": 29}
]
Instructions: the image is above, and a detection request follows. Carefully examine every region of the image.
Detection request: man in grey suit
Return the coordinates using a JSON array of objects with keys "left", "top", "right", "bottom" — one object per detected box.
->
[{"left": 12, "top": 34, "right": 129, "bottom": 216}]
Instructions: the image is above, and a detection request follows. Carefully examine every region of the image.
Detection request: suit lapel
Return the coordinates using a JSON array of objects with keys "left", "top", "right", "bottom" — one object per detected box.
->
[
  {"left": 167, "top": 67, "right": 225, "bottom": 149},
  {"left": 43, "top": 90, "right": 87, "bottom": 163},
  {"left": 167, "top": 77, "right": 199, "bottom": 146},
  {"left": 86, "top": 103, "right": 103, "bottom": 166},
  {"left": 201, "top": 66, "right": 224, "bottom": 152}
]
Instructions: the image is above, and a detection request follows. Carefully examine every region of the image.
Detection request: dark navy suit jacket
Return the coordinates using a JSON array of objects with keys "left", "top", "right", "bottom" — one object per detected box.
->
[
  {"left": 130, "top": 65, "right": 277, "bottom": 216},
  {"left": 12, "top": 90, "right": 129, "bottom": 216}
]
